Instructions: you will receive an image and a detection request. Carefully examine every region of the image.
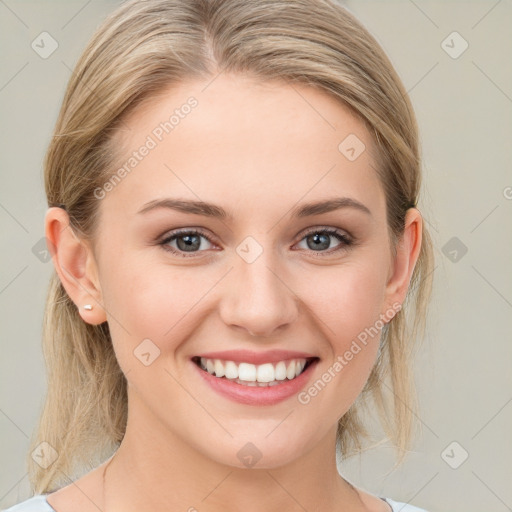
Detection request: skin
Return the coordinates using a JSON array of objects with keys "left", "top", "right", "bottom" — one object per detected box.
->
[{"left": 45, "top": 73, "right": 422, "bottom": 512}]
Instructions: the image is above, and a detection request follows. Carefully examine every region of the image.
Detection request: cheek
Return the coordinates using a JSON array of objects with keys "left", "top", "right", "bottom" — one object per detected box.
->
[
  {"left": 302, "top": 259, "right": 388, "bottom": 344},
  {"left": 295, "top": 260, "right": 388, "bottom": 407},
  {"left": 100, "top": 258, "right": 217, "bottom": 367}
]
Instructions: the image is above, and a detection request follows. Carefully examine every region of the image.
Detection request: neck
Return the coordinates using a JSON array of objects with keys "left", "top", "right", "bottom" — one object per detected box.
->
[{"left": 102, "top": 402, "right": 364, "bottom": 512}]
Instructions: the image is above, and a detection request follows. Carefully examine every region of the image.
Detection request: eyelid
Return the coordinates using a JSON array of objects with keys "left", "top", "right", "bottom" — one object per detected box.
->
[
  {"left": 297, "top": 225, "right": 352, "bottom": 240},
  {"left": 159, "top": 227, "right": 215, "bottom": 243}
]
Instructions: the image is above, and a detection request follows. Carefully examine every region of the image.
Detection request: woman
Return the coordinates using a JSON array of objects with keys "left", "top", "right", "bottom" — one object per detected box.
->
[{"left": 5, "top": 0, "right": 434, "bottom": 510}]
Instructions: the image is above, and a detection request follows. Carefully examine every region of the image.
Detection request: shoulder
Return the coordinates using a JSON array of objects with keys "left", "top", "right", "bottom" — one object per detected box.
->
[
  {"left": 2, "top": 495, "right": 56, "bottom": 512},
  {"left": 7, "top": 460, "right": 108, "bottom": 512},
  {"left": 382, "top": 497, "right": 430, "bottom": 512}
]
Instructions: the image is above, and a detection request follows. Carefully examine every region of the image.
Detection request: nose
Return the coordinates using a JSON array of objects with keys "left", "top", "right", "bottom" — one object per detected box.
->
[{"left": 218, "top": 250, "right": 299, "bottom": 338}]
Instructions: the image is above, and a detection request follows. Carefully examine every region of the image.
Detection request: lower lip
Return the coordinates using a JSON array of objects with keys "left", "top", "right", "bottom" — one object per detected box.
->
[{"left": 192, "top": 359, "right": 318, "bottom": 406}]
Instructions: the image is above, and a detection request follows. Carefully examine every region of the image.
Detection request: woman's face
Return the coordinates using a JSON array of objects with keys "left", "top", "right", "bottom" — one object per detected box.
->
[{"left": 52, "top": 73, "right": 420, "bottom": 469}]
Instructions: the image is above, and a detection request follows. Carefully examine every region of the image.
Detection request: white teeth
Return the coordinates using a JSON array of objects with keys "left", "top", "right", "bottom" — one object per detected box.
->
[
  {"left": 224, "top": 360, "right": 238, "bottom": 379},
  {"left": 256, "top": 363, "right": 275, "bottom": 383},
  {"left": 286, "top": 361, "right": 296, "bottom": 380},
  {"left": 238, "top": 363, "right": 257, "bottom": 381},
  {"left": 214, "top": 359, "right": 225, "bottom": 378},
  {"left": 274, "top": 361, "right": 287, "bottom": 380},
  {"left": 197, "top": 357, "right": 312, "bottom": 384}
]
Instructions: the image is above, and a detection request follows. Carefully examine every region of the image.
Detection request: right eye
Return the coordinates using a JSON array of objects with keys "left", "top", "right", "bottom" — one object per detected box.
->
[{"left": 159, "top": 229, "right": 217, "bottom": 257}]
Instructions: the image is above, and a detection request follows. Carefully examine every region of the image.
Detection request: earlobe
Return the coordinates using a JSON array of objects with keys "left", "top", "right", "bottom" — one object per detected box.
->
[
  {"left": 383, "top": 208, "right": 423, "bottom": 314},
  {"left": 44, "top": 207, "right": 107, "bottom": 325}
]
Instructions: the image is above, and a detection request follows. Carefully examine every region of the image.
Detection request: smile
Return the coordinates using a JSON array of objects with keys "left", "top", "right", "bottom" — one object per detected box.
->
[{"left": 192, "top": 356, "right": 317, "bottom": 387}]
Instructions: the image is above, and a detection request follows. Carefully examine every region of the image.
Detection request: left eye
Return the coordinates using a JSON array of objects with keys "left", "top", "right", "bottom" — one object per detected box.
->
[{"left": 295, "top": 229, "right": 351, "bottom": 252}]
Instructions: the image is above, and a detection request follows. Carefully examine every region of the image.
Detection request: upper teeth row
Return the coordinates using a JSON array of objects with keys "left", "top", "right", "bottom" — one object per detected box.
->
[{"left": 200, "top": 357, "right": 307, "bottom": 382}]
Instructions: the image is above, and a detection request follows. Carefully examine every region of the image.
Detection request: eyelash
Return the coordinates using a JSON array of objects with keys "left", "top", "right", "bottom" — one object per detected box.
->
[{"left": 158, "top": 227, "right": 354, "bottom": 259}]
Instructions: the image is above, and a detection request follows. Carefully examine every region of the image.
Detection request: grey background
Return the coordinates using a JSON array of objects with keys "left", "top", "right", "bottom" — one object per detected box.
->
[{"left": 1, "top": 1, "right": 511, "bottom": 511}]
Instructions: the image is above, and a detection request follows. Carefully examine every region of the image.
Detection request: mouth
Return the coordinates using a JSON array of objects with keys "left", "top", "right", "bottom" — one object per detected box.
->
[{"left": 191, "top": 356, "right": 319, "bottom": 387}]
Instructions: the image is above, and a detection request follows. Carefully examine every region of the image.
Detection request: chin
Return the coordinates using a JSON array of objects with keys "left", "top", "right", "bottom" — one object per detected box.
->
[{"left": 201, "top": 431, "right": 317, "bottom": 470}]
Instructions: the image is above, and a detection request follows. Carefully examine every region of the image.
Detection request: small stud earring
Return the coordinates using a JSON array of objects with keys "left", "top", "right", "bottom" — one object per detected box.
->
[{"left": 83, "top": 304, "right": 93, "bottom": 311}]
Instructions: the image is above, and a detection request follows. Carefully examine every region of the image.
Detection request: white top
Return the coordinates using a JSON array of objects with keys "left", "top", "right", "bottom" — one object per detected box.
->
[{"left": 2, "top": 494, "right": 429, "bottom": 511}]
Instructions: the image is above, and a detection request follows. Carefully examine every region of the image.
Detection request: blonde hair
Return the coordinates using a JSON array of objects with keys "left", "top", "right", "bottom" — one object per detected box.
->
[{"left": 30, "top": 0, "right": 434, "bottom": 493}]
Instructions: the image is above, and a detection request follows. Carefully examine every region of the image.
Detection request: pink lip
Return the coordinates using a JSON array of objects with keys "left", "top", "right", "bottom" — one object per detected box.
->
[
  {"left": 193, "top": 349, "right": 317, "bottom": 365},
  {"left": 192, "top": 358, "right": 319, "bottom": 406}
]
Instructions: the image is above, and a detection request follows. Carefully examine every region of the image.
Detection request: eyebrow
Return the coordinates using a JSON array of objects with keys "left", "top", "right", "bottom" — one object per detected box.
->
[{"left": 137, "top": 196, "right": 372, "bottom": 219}]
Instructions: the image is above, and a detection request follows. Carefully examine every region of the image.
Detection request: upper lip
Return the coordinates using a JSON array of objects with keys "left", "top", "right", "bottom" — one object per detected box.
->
[{"left": 193, "top": 349, "right": 318, "bottom": 365}]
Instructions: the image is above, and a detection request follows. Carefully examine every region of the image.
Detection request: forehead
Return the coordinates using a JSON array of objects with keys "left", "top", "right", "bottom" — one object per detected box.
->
[{"left": 104, "top": 73, "right": 385, "bottom": 220}]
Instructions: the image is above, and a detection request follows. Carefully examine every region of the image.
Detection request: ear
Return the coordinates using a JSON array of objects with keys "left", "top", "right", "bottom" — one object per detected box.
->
[
  {"left": 382, "top": 208, "right": 423, "bottom": 318},
  {"left": 45, "top": 207, "right": 107, "bottom": 325}
]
